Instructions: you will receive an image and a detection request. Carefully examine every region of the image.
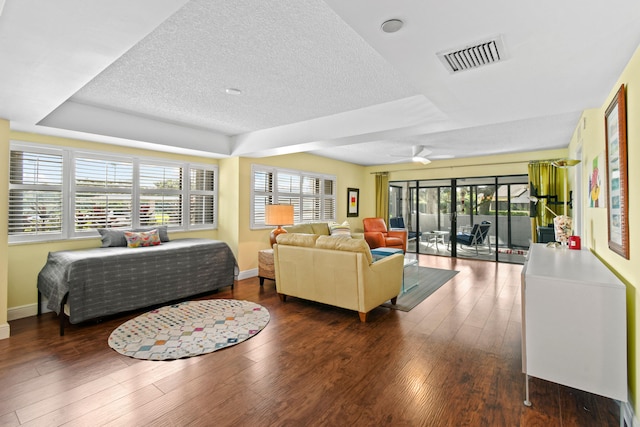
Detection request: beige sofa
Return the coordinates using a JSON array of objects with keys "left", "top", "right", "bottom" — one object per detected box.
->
[
  {"left": 284, "top": 222, "right": 364, "bottom": 239},
  {"left": 273, "top": 233, "right": 403, "bottom": 322}
]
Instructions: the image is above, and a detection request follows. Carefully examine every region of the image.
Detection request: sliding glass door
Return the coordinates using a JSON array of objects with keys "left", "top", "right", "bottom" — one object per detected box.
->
[{"left": 389, "top": 175, "right": 531, "bottom": 264}]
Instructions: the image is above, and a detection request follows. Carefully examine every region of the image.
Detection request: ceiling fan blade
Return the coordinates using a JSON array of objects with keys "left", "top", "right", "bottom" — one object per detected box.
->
[
  {"left": 412, "top": 145, "right": 432, "bottom": 157},
  {"left": 412, "top": 157, "right": 431, "bottom": 165}
]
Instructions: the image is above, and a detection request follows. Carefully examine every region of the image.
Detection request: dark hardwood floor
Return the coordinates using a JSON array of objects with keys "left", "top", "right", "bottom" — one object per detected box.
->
[{"left": 0, "top": 255, "right": 620, "bottom": 426}]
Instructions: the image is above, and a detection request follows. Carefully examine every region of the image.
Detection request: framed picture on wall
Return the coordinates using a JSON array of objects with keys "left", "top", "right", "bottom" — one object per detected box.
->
[
  {"left": 604, "top": 84, "right": 629, "bottom": 259},
  {"left": 347, "top": 188, "right": 359, "bottom": 217}
]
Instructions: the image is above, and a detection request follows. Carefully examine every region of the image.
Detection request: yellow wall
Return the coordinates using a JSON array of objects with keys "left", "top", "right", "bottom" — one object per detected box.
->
[
  {"left": 569, "top": 44, "right": 640, "bottom": 411},
  {"left": 217, "top": 157, "right": 240, "bottom": 257},
  {"left": 7, "top": 132, "right": 219, "bottom": 311},
  {"left": 0, "top": 119, "right": 9, "bottom": 338}
]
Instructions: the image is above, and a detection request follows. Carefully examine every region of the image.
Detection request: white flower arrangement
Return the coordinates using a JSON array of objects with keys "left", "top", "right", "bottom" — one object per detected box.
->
[{"left": 553, "top": 215, "right": 573, "bottom": 243}]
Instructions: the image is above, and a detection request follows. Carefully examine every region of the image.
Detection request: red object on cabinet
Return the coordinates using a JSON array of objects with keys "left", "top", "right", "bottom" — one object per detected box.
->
[{"left": 569, "top": 235, "right": 581, "bottom": 250}]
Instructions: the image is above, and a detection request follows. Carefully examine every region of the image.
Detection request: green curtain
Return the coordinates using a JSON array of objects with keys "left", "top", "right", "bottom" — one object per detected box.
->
[
  {"left": 375, "top": 172, "right": 389, "bottom": 222},
  {"left": 528, "top": 162, "right": 563, "bottom": 242}
]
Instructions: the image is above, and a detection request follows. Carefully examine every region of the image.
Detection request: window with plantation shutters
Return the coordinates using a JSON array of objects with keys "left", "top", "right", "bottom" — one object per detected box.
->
[
  {"left": 74, "top": 156, "right": 133, "bottom": 230},
  {"left": 9, "top": 142, "right": 219, "bottom": 243},
  {"left": 250, "top": 164, "right": 336, "bottom": 228},
  {"left": 189, "top": 166, "right": 216, "bottom": 227},
  {"left": 139, "top": 163, "right": 183, "bottom": 227},
  {"left": 8, "top": 148, "right": 64, "bottom": 239}
]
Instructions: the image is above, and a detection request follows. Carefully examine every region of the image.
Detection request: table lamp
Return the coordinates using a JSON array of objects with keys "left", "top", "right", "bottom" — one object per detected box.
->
[{"left": 265, "top": 204, "right": 294, "bottom": 247}]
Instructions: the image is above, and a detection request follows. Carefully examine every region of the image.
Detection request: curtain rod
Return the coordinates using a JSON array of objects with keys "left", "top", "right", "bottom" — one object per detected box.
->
[{"left": 369, "top": 159, "right": 532, "bottom": 174}]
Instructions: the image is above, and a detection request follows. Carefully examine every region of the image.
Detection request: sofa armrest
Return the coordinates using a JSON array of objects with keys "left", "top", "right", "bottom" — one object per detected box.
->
[
  {"left": 364, "top": 231, "right": 385, "bottom": 249},
  {"left": 361, "top": 254, "right": 404, "bottom": 311},
  {"left": 387, "top": 229, "right": 408, "bottom": 252},
  {"left": 387, "top": 229, "right": 407, "bottom": 241}
]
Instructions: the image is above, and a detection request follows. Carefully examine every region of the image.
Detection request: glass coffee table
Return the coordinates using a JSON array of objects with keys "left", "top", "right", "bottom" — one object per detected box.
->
[
  {"left": 402, "top": 257, "right": 419, "bottom": 293},
  {"left": 371, "top": 248, "right": 419, "bottom": 294}
]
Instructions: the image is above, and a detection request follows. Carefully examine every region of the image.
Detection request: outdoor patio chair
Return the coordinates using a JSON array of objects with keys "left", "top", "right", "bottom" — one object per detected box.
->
[
  {"left": 456, "top": 221, "right": 492, "bottom": 255},
  {"left": 389, "top": 217, "right": 421, "bottom": 242}
]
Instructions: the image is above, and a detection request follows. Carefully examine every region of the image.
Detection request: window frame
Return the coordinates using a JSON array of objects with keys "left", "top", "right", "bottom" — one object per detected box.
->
[
  {"left": 250, "top": 164, "right": 336, "bottom": 229},
  {"left": 8, "top": 141, "right": 218, "bottom": 243},
  {"left": 8, "top": 143, "right": 67, "bottom": 243}
]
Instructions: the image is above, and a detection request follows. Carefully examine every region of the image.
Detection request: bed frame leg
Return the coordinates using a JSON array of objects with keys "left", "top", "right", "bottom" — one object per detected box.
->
[
  {"left": 37, "top": 290, "right": 42, "bottom": 316},
  {"left": 59, "top": 294, "right": 68, "bottom": 336}
]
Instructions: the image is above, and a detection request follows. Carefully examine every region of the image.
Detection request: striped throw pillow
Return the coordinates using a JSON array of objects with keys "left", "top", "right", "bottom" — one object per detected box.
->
[{"left": 328, "top": 220, "right": 351, "bottom": 238}]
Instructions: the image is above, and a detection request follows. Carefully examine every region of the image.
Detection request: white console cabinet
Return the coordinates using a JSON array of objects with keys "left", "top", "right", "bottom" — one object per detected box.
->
[{"left": 521, "top": 244, "right": 627, "bottom": 405}]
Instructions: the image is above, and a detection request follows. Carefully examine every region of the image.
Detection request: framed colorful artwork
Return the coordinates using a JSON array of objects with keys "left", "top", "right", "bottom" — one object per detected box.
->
[
  {"left": 604, "top": 84, "right": 629, "bottom": 259},
  {"left": 588, "top": 152, "right": 606, "bottom": 208},
  {"left": 347, "top": 188, "right": 359, "bottom": 217}
]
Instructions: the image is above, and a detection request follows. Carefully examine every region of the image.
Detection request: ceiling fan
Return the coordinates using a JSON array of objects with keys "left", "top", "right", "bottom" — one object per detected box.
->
[{"left": 390, "top": 145, "right": 432, "bottom": 164}]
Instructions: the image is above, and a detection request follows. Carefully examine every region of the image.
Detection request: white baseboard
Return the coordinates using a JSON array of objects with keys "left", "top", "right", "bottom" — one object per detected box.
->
[
  {"left": 8, "top": 302, "right": 50, "bottom": 321},
  {"left": 0, "top": 322, "right": 10, "bottom": 340},
  {"left": 238, "top": 268, "right": 257, "bottom": 281}
]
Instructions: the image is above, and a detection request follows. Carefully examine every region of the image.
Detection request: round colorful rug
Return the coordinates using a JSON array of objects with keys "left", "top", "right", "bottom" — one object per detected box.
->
[{"left": 108, "top": 299, "right": 270, "bottom": 361}]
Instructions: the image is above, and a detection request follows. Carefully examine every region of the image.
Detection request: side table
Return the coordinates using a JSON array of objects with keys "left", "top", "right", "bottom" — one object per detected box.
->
[{"left": 258, "top": 249, "right": 275, "bottom": 286}]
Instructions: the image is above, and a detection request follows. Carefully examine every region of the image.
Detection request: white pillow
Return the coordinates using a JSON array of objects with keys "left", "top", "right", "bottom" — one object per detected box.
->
[{"left": 328, "top": 220, "right": 351, "bottom": 238}]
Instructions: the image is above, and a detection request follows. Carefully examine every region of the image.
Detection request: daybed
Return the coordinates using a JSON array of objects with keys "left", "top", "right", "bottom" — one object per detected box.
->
[
  {"left": 37, "top": 235, "right": 238, "bottom": 335},
  {"left": 273, "top": 233, "right": 403, "bottom": 322}
]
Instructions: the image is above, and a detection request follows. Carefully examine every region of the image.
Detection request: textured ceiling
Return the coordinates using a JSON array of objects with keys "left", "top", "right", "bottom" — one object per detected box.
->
[
  {"left": 70, "top": 0, "right": 417, "bottom": 135},
  {"left": 2, "top": 0, "right": 640, "bottom": 165}
]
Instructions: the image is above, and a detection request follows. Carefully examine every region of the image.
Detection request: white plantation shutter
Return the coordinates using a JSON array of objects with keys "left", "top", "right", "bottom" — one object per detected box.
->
[
  {"left": 74, "top": 157, "right": 133, "bottom": 230},
  {"left": 322, "top": 179, "right": 336, "bottom": 220},
  {"left": 301, "top": 176, "right": 321, "bottom": 222},
  {"left": 9, "top": 149, "right": 64, "bottom": 238},
  {"left": 189, "top": 166, "right": 217, "bottom": 227},
  {"left": 277, "top": 172, "right": 300, "bottom": 194},
  {"left": 9, "top": 142, "right": 219, "bottom": 243},
  {"left": 139, "top": 163, "right": 183, "bottom": 227},
  {"left": 251, "top": 165, "right": 336, "bottom": 228},
  {"left": 253, "top": 170, "right": 273, "bottom": 226}
]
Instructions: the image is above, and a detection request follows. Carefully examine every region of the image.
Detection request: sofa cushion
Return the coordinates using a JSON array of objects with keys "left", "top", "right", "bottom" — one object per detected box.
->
[
  {"left": 98, "top": 225, "right": 169, "bottom": 247},
  {"left": 328, "top": 220, "right": 351, "bottom": 237},
  {"left": 284, "top": 222, "right": 331, "bottom": 235},
  {"left": 315, "top": 235, "right": 373, "bottom": 264},
  {"left": 124, "top": 229, "right": 162, "bottom": 248},
  {"left": 135, "top": 225, "right": 170, "bottom": 242},
  {"left": 284, "top": 223, "right": 315, "bottom": 234},
  {"left": 309, "top": 223, "right": 330, "bottom": 235},
  {"left": 97, "top": 228, "right": 128, "bottom": 247},
  {"left": 276, "top": 233, "right": 320, "bottom": 247}
]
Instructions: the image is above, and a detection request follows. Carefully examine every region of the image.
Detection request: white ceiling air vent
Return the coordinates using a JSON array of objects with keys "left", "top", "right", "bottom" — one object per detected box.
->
[{"left": 437, "top": 35, "right": 508, "bottom": 74}]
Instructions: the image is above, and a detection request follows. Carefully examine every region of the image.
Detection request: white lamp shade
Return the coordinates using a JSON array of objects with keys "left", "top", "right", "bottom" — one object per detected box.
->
[{"left": 265, "top": 204, "right": 294, "bottom": 226}]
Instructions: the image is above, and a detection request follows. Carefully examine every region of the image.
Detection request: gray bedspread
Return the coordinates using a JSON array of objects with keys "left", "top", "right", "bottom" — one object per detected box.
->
[{"left": 37, "top": 238, "right": 238, "bottom": 324}]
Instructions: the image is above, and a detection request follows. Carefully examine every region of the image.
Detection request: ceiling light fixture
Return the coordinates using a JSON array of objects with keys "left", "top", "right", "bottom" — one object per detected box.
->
[{"left": 381, "top": 19, "right": 404, "bottom": 33}]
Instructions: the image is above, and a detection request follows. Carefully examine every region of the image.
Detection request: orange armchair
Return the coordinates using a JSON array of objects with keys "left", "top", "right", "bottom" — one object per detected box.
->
[{"left": 363, "top": 218, "right": 407, "bottom": 253}]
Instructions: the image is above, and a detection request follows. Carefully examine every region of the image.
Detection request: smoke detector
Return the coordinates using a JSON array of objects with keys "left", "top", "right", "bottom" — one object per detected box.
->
[{"left": 437, "top": 35, "right": 508, "bottom": 74}]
